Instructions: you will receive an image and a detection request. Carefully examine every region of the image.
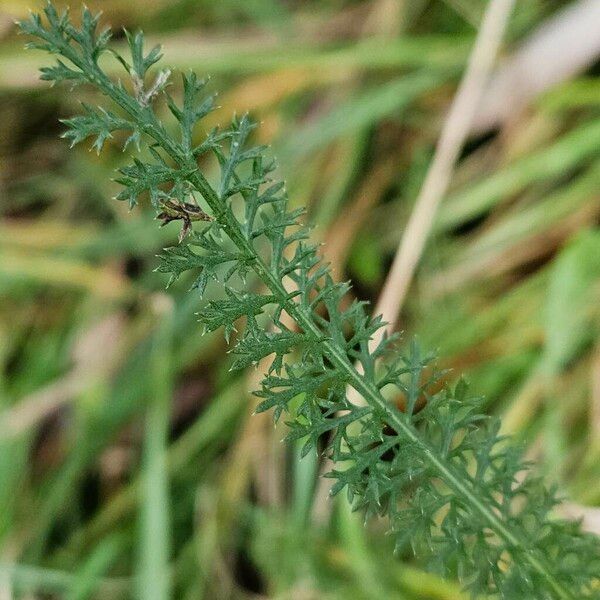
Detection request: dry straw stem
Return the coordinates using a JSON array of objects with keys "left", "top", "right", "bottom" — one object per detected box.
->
[
  {"left": 374, "top": 0, "right": 516, "bottom": 340},
  {"left": 319, "top": 0, "right": 516, "bottom": 513},
  {"left": 472, "top": 0, "right": 600, "bottom": 133},
  {"left": 343, "top": 0, "right": 515, "bottom": 413},
  {"left": 319, "top": 0, "right": 514, "bottom": 514}
]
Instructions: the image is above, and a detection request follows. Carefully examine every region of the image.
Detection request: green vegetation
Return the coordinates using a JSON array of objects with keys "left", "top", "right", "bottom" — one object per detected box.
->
[{"left": 1, "top": 1, "right": 599, "bottom": 598}]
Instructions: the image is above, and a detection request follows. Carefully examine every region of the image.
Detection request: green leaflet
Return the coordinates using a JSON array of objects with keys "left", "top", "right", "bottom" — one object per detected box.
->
[{"left": 20, "top": 4, "right": 600, "bottom": 598}]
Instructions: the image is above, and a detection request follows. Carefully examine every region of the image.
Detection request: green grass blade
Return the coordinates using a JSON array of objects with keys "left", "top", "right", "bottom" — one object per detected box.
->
[{"left": 136, "top": 299, "right": 175, "bottom": 600}]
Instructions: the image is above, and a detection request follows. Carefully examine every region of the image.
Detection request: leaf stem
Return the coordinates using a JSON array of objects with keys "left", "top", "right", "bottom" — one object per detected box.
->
[
  {"left": 39, "top": 28, "right": 577, "bottom": 598},
  {"left": 76, "top": 52, "right": 572, "bottom": 600}
]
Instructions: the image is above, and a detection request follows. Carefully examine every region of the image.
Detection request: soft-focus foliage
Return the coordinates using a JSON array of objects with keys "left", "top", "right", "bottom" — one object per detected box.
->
[
  {"left": 15, "top": 3, "right": 600, "bottom": 598},
  {"left": 1, "top": 1, "right": 599, "bottom": 599}
]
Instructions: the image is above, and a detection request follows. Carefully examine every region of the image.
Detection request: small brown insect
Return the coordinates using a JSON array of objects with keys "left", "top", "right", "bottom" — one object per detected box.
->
[{"left": 156, "top": 199, "right": 212, "bottom": 243}]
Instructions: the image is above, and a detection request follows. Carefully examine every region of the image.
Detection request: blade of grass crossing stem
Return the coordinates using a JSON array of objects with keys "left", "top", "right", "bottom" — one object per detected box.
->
[
  {"left": 543, "top": 230, "right": 600, "bottom": 375},
  {"left": 311, "top": 131, "right": 370, "bottom": 229},
  {"left": 136, "top": 298, "right": 175, "bottom": 600},
  {"left": 66, "top": 534, "right": 124, "bottom": 600},
  {"left": 280, "top": 72, "right": 445, "bottom": 163},
  {"left": 394, "top": 565, "right": 469, "bottom": 600},
  {"left": 540, "top": 231, "right": 600, "bottom": 478},
  {"left": 0, "top": 437, "right": 28, "bottom": 542},
  {"left": 231, "top": 0, "right": 291, "bottom": 28},
  {"left": 0, "top": 562, "right": 128, "bottom": 598},
  {"left": 462, "top": 160, "right": 600, "bottom": 258},
  {"left": 291, "top": 439, "right": 319, "bottom": 529},
  {"left": 188, "top": 487, "right": 220, "bottom": 599},
  {"left": 339, "top": 497, "right": 470, "bottom": 599},
  {"left": 336, "top": 498, "right": 398, "bottom": 599},
  {"left": 0, "top": 36, "right": 469, "bottom": 89},
  {"left": 436, "top": 119, "right": 600, "bottom": 232}
]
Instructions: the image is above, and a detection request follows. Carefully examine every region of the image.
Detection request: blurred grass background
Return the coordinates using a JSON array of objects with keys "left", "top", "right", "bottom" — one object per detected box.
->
[{"left": 0, "top": 0, "right": 599, "bottom": 598}]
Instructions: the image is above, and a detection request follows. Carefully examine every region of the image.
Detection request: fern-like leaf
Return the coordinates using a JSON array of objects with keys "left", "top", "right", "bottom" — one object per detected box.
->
[{"left": 20, "top": 5, "right": 600, "bottom": 598}]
